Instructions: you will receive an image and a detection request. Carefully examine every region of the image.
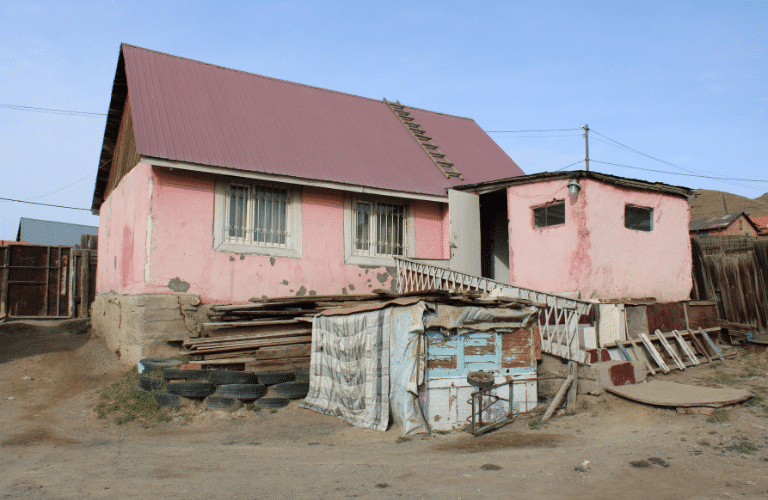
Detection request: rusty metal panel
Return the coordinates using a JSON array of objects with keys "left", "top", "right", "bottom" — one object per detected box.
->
[{"left": 646, "top": 302, "right": 687, "bottom": 334}]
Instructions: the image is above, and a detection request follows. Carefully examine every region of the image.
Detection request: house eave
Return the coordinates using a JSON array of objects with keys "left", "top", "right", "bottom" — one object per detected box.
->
[
  {"left": 452, "top": 170, "right": 694, "bottom": 198},
  {"left": 142, "top": 156, "right": 450, "bottom": 203}
]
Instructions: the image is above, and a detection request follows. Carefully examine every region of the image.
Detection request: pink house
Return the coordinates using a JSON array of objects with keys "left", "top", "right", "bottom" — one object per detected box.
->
[
  {"left": 455, "top": 171, "right": 694, "bottom": 302},
  {"left": 90, "top": 44, "right": 525, "bottom": 363}
]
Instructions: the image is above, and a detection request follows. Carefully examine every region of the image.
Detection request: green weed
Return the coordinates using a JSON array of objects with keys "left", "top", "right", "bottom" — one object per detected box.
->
[
  {"left": 95, "top": 367, "right": 178, "bottom": 426},
  {"left": 725, "top": 440, "right": 759, "bottom": 454},
  {"left": 528, "top": 417, "right": 548, "bottom": 430},
  {"left": 396, "top": 436, "right": 411, "bottom": 444},
  {"left": 706, "top": 410, "right": 729, "bottom": 424}
]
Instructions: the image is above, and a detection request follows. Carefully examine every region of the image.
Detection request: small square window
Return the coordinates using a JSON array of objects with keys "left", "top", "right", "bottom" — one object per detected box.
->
[
  {"left": 625, "top": 205, "right": 653, "bottom": 231},
  {"left": 533, "top": 202, "right": 565, "bottom": 228}
]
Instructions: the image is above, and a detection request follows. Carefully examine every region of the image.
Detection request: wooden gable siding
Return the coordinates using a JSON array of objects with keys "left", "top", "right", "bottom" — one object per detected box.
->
[{"left": 105, "top": 96, "right": 140, "bottom": 199}]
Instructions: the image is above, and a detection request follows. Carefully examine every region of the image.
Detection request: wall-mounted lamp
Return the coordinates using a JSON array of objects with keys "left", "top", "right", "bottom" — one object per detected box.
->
[{"left": 568, "top": 178, "right": 581, "bottom": 198}]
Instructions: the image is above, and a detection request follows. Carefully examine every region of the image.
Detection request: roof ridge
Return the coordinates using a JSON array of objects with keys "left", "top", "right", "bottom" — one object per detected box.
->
[{"left": 121, "top": 44, "right": 474, "bottom": 121}]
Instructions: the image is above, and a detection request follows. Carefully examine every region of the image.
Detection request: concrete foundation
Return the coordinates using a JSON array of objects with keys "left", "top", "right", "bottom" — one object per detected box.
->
[{"left": 91, "top": 293, "right": 209, "bottom": 367}]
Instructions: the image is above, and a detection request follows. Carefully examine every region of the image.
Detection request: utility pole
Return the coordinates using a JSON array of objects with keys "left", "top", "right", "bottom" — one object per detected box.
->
[
  {"left": 582, "top": 124, "right": 590, "bottom": 171},
  {"left": 721, "top": 193, "right": 729, "bottom": 215}
]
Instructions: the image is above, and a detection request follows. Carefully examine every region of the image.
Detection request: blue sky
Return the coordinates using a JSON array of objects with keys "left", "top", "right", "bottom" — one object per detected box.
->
[{"left": 1, "top": 0, "right": 766, "bottom": 240}]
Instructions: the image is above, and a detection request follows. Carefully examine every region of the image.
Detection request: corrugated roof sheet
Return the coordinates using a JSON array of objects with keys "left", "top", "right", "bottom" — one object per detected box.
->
[
  {"left": 94, "top": 44, "right": 523, "bottom": 206},
  {"left": 689, "top": 213, "right": 742, "bottom": 231},
  {"left": 17, "top": 218, "right": 98, "bottom": 246}
]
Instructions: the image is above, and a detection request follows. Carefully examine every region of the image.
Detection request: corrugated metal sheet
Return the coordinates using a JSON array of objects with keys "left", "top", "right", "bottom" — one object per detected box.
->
[
  {"left": 111, "top": 44, "right": 523, "bottom": 201},
  {"left": 17, "top": 218, "right": 98, "bottom": 247}
]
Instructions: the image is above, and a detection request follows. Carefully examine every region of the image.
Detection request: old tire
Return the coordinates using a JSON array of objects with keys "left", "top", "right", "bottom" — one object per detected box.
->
[
  {"left": 163, "top": 368, "right": 209, "bottom": 380},
  {"left": 204, "top": 395, "right": 243, "bottom": 412},
  {"left": 209, "top": 369, "right": 259, "bottom": 385},
  {"left": 139, "top": 375, "right": 166, "bottom": 391},
  {"left": 154, "top": 392, "right": 182, "bottom": 407},
  {"left": 270, "top": 381, "right": 310, "bottom": 399},
  {"left": 217, "top": 384, "right": 267, "bottom": 401},
  {"left": 467, "top": 370, "right": 495, "bottom": 388},
  {"left": 292, "top": 368, "right": 310, "bottom": 382},
  {"left": 254, "top": 397, "right": 290, "bottom": 409},
  {"left": 255, "top": 371, "right": 295, "bottom": 386},
  {"left": 140, "top": 358, "right": 182, "bottom": 373},
  {"left": 166, "top": 381, "right": 216, "bottom": 398}
]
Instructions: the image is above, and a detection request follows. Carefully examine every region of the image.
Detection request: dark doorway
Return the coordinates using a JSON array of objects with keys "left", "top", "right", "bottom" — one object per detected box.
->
[{"left": 480, "top": 190, "right": 510, "bottom": 284}]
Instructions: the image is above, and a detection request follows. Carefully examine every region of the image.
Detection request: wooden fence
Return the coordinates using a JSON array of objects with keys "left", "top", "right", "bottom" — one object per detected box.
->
[
  {"left": 691, "top": 236, "right": 768, "bottom": 342},
  {"left": 0, "top": 235, "right": 96, "bottom": 320}
]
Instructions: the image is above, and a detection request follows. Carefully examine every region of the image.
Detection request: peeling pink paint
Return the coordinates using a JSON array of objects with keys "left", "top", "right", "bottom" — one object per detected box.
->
[
  {"left": 507, "top": 178, "right": 691, "bottom": 301},
  {"left": 97, "top": 165, "right": 449, "bottom": 303}
]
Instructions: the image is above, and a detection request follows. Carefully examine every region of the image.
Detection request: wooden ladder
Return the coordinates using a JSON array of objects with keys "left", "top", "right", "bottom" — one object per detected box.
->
[
  {"left": 631, "top": 329, "right": 722, "bottom": 374},
  {"left": 383, "top": 99, "right": 464, "bottom": 180}
]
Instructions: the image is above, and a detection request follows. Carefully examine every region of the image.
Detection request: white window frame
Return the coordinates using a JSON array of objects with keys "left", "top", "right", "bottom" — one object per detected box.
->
[
  {"left": 213, "top": 178, "right": 302, "bottom": 258},
  {"left": 344, "top": 195, "right": 414, "bottom": 266}
]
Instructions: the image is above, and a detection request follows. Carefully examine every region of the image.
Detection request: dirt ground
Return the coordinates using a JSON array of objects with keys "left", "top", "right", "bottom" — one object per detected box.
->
[{"left": 1, "top": 320, "right": 767, "bottom": 500}]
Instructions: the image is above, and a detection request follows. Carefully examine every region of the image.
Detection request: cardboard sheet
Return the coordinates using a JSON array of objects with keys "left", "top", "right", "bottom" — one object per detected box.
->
[{"left": 606, "top": 380, "right": 752, "bottom": 408}]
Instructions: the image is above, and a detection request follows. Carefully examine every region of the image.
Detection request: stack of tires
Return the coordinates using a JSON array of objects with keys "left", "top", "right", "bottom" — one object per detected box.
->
[{"left": 138, "top": 359, "right": 311, "bottom": 412}]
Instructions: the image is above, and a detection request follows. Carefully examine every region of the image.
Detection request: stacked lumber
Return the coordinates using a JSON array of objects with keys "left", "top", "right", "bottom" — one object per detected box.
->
[
  {"left": 184, "top": 290, "right": 527, "bottom": 372},
  {"left": 185, "top": 292, "right": 406, "bottom": 371}
]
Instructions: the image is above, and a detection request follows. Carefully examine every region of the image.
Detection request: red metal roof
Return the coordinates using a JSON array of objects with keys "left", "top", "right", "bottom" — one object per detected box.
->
[{"left": 106, "top": 44, "right": 523, "bottom": 199}]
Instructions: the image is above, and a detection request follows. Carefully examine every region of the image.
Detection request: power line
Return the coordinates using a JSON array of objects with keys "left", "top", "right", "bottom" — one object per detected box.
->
[
  {"left": 590, "top": 160, "right": 768, "bottom": 183},
  {"left": 554, "top": 160, "right": 584, "bottom": 172},
  {"left": 0, "top": 196, "right": 91, "bottom": 211},
  {"left": 485, "top": 128, "right": 582, "bottom": 133},
  {"left": 588, "top": 134, "right": 757, "bottom": 192},
  {"left": 0, "top": 103, "right": 106, "bottom": 117}
]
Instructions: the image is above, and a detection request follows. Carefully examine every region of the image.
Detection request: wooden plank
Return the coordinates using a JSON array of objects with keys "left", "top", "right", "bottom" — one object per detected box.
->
[
  {"left": 686, "top": 329, "right": 713, "bottom": 363},
  {"left": 244, "top": 357, "right": 311, "bottom": 372},
  {"left": 202, "top": 350, "right": 259, "bottom": 360},
  {"left": 255, "top": 344, "right": 311, "bottom": 360},
  {"left": 43, "top": 246, "right": 50, "bottom": 316},
  {"left": 615, "top": 340, "right": 633, "bottom": 362},
  {"left": 672, "top": 329, "right": 699, "bottom": 366},
  {"left": 196, "top": 357, "right": 256, "bottom": 365},
  {"left": 699, "top": 328, "right": 724, "bottom": 360},
  {"left": 654, "top": 329, "right": 685, "bottom": 370},
  {"left": 626, "top": 335, "right": 655, "bottom": 375},
  {"left": 189, "top": 336, "right": 313, "bottom": 353},
  {"left": 566, "top": 361, "right": 578, "bottom": 411},
  {"left": 185, "top": 329, "right": 312, "bottom": 346},
  {"left": 639, "top": 332, "right": 670, "bottom": 373},
  {"left": 542, "top": 373, "right": 575, "bottom": 422}
]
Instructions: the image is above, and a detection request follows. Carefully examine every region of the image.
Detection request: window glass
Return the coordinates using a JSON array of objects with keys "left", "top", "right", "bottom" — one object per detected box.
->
[
  {"left": 625, "top": 205, "right": 653, "bottom": 231},
  {"left": 354, "top": 200, "right": 405, "bottom": 256},
  {"left": 533, "top": 202, "right": 565, "bottom": 228},
  {"left": 226, "top": 184, "right": 289, "bottom": 247}
]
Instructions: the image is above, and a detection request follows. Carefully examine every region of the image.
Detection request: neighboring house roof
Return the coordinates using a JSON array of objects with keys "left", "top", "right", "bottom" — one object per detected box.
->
[
  {"left": 751, "top": 215, "right": 768, "bottom": 232},
  {"left": 16, "top": 218, "right": 98, "bottom": 246},
  {"left": 92, "top": 44, "right": 524, "bottom": 211},
  {"left": 689, "top": 212, "right": 760, "bottom": 233},
  {"left": 454, "top": 170, "right": 693, "bottom": 198}
]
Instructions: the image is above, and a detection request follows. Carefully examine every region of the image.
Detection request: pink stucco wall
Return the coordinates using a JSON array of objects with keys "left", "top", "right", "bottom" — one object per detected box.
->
[
  {"left": 507, "top": 178, "right": 692, "bottom": 301},
  {"left": 97, "top": 164, "right": 449, "bottom": 303},
  {"left": 97, "top": 163, "right": 153, "bottom": 295}
]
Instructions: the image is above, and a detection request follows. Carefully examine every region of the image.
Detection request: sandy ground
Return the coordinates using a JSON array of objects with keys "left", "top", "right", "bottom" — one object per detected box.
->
[{"left": 1, "top": 319, "right": 767, "bottom": 500}]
